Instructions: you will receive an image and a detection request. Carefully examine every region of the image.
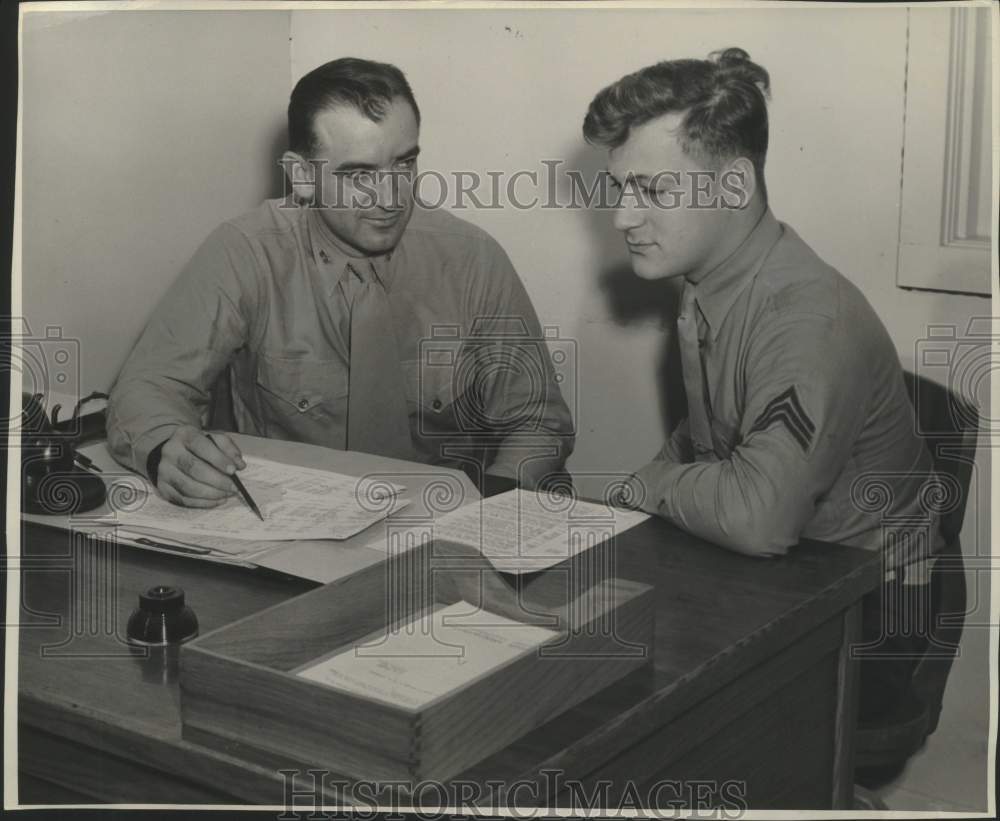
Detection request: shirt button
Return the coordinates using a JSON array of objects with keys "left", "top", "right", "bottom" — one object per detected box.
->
[
  {"left": 297, "top": 398, "right": 310, "bottom": 410},
  {"left": 432, "top": 399, "right": 443, "bottom": 411}
]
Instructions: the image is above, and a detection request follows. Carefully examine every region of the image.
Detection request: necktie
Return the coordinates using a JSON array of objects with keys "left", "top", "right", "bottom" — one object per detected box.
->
[
  {"left": 345, "top": 262, "right": 413, "bottom": 459},
  {"left": 677, "top": 282, "right": 713, "bottom": 458}
]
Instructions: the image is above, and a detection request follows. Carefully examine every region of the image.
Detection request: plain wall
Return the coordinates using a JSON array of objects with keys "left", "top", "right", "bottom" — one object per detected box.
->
[{"left": 19, "top": 9, "right": 291, "bottom": 394}]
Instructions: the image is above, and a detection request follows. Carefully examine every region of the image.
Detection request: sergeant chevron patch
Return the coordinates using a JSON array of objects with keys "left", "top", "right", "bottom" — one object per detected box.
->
[{"left": 747, "top": 386, "right": 815, "bottom": 453}]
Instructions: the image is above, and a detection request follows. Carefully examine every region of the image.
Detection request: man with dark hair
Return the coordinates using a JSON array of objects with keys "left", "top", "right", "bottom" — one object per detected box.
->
[
  {"left": 108, "top": 57, "right": 573, "bottom": 504},
  {"left": 585, "top": 49, "right": 955, "bottom": 775}
]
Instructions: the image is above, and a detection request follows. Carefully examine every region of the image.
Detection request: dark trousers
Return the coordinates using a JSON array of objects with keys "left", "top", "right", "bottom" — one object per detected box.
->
[{"left": 857, "top": 539, "right": 965, "bottom": 726}]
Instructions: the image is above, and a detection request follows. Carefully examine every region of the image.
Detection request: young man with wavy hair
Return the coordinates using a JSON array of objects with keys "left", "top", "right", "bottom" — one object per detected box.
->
[{"left": 585, "top": 48, "right": 957, "bottom": 779}]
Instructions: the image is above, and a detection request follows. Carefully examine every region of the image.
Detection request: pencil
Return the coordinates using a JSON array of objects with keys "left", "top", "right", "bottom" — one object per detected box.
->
[
  {"left": 74, "top": 452, "right": 103, "bottom": 473},
  {"left": 205, "top": 434, "right": 265, "bottom": 521}
]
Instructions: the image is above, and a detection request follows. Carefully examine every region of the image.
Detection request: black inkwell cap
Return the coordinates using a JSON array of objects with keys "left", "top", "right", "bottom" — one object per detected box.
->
[{"left": 127, "top": 585, "right": 199, "bottom": 646}]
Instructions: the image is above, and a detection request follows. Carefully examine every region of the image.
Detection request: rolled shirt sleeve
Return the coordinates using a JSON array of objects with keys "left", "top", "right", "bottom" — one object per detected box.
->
[
  {"left": 656, "top": 417, "right": 693, "bottom": 464},
  {"left": 106, "top": 224, "right": 260, "bottom": 476},
  {"left": 463, "top": 237, "right": 575, "bottom": 487},
  {"left": 631, "top": 311, "right": 868, "bottom": 556}
]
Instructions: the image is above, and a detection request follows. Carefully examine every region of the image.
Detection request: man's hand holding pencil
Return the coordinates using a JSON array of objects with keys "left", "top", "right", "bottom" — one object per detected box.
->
[{"left": 150, "top": 425, "right": 252, "bottom": 511}]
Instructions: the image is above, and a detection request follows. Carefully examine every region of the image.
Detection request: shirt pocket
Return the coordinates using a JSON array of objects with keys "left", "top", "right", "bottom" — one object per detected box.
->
[
  {"left": 254, "top": 353, "right": 349, "bottom": 445},
  {"left": 402, "top": 357, "right": 461, "bottom": 434}
]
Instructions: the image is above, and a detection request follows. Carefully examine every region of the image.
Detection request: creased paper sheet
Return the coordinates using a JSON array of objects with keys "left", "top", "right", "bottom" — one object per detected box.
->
[
  {"left": 96, "top": 455, "right": 405, "bottom": 541},
  {"left": 433, "top": 489, "right": 649, "bottom": 575},
  {"left": 296, "top": 602, "right": 557, "bottom": 710},
  {"left": 118, "top": 528, "right": 284, "bottom": 556}
]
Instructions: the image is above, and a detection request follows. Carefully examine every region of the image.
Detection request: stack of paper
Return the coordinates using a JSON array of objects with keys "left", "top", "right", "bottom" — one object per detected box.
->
[{"left": 96, "top": 455, "right": 408, "bottom": 549}]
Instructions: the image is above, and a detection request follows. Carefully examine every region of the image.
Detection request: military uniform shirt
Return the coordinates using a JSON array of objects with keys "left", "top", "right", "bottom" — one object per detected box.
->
[
  {"left": 107, "top": 199, "right": 574, "bottom": 483},
  {"left": 632, "top": 209, "right": 942, "bottom": 567}
]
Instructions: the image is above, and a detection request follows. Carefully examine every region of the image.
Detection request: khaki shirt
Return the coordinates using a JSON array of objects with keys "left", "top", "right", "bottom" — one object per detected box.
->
[
  {"left": 633, "top": 210, "right": 942, "bottom": 567},
  {"left": 107, "top": 200, "right": 574, "bottom": 483}
]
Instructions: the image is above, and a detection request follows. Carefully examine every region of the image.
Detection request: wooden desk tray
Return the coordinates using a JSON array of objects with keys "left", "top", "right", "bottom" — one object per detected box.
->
[{"left": 180, "top": 542, "right": 654, "bottom": 783}]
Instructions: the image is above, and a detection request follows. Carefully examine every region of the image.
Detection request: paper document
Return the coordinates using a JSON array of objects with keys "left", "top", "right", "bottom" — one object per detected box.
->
[
  {"left": 433, "top": 489, "right": 649, "bottom": 575},
  {"left": 111, "top": 529, "right": 261, "bottom": 567},
  {"left": 96, "top": 456, "right": 406, "bottom": 541},
  {"left": 111, "top": 524, "right": 314, "bottom": 557},
  {"left": 296, "top": 602, "right": 557, "bottom": 710}
]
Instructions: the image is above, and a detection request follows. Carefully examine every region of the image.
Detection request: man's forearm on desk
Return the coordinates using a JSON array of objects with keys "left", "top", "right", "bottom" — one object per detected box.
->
[
  {"left": 629, "top": 455, "right": 807, "bottom": 558},
  {"left": 490, "top": 431, "right": 574, "bottom": 489},
  {"left": 106, "top": 415, "right": 185, "bottom": 478},
  {"left": 106, "top": 385, "right": 199, "bottom": 478}
]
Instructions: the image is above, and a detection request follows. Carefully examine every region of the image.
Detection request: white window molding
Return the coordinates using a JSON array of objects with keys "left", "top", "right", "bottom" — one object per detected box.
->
[{"left": 897, "top": 6, "right": 993, "bottom": 296}]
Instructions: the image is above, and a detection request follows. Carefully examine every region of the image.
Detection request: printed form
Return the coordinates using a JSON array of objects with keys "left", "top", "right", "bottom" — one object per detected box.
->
[
  {"left": 296, "top": 602, "right": 558, "bottom": 710},
  {"left": 97, "top": 455, "right": 406, "bottom": 541},
  {"left": 433, "top": 489, "right": 649, "bottom": 575}
]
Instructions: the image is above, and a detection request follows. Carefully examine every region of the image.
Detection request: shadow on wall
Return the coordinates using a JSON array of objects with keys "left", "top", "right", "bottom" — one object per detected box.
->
[
  {"left": 268, "top": 122, "right": 290, "bottom": 201},
  {"left": 567, "top": 143, "right": 688, "bottom": 436}
]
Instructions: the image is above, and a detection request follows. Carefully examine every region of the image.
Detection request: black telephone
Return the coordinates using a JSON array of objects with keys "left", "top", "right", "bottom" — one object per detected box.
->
[{"left": 21, "top": 392, "right": 107, "bottom": 515}]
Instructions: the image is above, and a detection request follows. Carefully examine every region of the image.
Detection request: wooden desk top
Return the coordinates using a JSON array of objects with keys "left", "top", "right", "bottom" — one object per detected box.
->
[{"left": 16, "top": 439, "right": 883, "bottom": 804}]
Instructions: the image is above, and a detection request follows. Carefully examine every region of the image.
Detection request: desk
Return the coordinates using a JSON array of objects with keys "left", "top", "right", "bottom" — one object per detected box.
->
[{"left": 15, "top": 438, "right": 882, "bottom": 810}]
